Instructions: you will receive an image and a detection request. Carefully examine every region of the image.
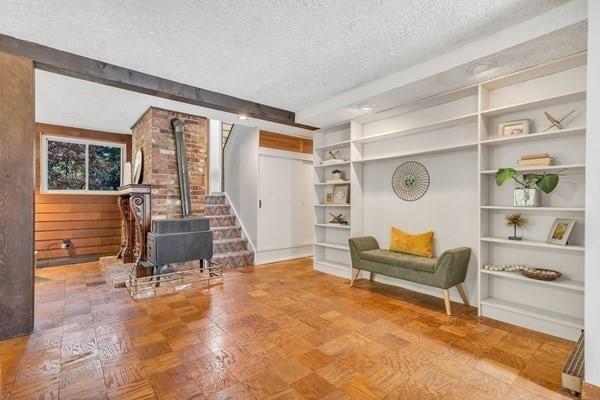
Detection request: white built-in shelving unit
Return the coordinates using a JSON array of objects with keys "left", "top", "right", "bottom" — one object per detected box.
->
[
  {"left": 312, "top": 52, "right": 587, "bottom": 340},
  {"left": 477, "top": 53, "right": 586, "bottom": 340},
  {"left": 312, "top": 123, "right": 354, "bottom": 275}
]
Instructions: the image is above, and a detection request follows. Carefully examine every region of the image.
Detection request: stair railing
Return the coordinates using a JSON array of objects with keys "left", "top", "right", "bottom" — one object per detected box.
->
[{"left": 221, "top": 123, "right": 234, "bottom": 191}]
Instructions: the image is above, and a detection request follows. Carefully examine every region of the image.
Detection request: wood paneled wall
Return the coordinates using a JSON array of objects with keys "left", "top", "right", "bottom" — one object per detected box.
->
[
  {"left": 35, "top": 123, "right": 131, "bottom": 264},
  {"left": 0, "top": 52, "right": 35, "bottom": 339},
  {"left": 259, "top": 130, "right": 313, "bottom": 154}
]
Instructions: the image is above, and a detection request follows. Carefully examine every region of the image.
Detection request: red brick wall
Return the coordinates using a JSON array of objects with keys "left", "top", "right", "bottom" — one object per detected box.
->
[{"left": 131, "top": 107, "right": 209, "bottom": 218}]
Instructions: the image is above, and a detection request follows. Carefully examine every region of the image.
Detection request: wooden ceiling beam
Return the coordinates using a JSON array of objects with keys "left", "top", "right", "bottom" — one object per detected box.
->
[{"left": 0, "top": 33, "right": 317, "bottom": 130}]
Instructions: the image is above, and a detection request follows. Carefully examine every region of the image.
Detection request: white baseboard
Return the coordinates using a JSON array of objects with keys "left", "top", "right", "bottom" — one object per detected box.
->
[
  {"left": 255, "top": 245, "right": 312, "bottom": 265},
  {"left": 313, "top": 263, "right": 474, "bottom": 305},
  {"left": 372, "top": 273, "right": 470, "bottom": 304},
  {"left": 313, "top": 260, "right": 350, "bottom": 279}
]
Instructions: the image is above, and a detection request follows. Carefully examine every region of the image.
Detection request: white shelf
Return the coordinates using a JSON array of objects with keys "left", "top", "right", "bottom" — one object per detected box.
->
[
  {"left": 480, "top": 163, "right": 585, "bottom": 175},
  {"left": 315, "top": 224, "right": 351, "bottom": 230},
  {"left": 481, "top": 236, "right": 584, "bottom": 252},
  {"left": 480, "top": 90, "right": 586, "bottom": 117},
  {"left": 481, "top": 269, "right": 584, "bottom": 292},
  {"left": 480, "top": 127, "right": 585, "bottom": 145},
  {"left": 314, "top": 181, "right": 351, "bottom": 186},
  {"left": 314, "top": 242, "right": 350, "bottom": 251},
  {"left": 480, "top": 297, "right": 584, "bottom": 329},
  {"left": 354, "top": 142, "right": 477, "bottom": 163},
  {"left": 481, "top": 206, "right": 585, "bottom": 212},
  {"left": 314, "top": 204, "right": 351, "bottom": 207},
  {"left": 352, "top": 113, "right": 478, "bottom": 144},
  {"left": 314, "top": 161, "right": 351, "bottom": 169},
  {"left": 481, "top": 53, "right": 586, "bottom": 90},
  {"left": 314, "top": 140, "right": 351, "bottom": 151}
]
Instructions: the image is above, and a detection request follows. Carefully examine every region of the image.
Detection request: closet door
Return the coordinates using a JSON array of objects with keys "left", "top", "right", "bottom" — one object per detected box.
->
[{"left": 258, "top": 154, "right": 313, "bottom": 251}]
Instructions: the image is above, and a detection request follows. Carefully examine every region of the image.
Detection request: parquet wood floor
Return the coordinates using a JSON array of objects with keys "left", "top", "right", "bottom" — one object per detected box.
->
[{"left": 0, "top": 258, "right": 576, "bottom": 399}]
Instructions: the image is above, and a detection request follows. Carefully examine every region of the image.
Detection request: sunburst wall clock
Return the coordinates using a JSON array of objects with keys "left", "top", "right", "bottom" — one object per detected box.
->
[{"left": 392, "top": 161, "right": 430, "bottom": 201}]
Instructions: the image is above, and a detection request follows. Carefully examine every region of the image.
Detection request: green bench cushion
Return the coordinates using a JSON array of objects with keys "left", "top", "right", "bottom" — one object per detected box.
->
[{"left": 360, "top": 249, "right": 437, "bottom": 273}]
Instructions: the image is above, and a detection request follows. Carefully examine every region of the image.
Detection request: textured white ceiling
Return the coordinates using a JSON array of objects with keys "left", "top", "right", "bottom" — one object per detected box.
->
[{"left": 1, "top": 0, "right": 570, "bottom": 114}]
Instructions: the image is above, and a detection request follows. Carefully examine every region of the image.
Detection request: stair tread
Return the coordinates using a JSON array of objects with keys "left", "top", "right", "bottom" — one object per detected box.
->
[{"left": 214, "top": 238, "right": 246, "bottom": 243}]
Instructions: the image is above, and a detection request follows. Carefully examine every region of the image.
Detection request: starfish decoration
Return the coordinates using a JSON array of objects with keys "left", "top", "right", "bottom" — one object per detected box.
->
[
  {"left": 327, "top": 150, "right": 341, "bottom": 160},
  {"left": 329, "top": 213, "right": 348, "bottom": 225},
  {"left": 544, "top": 109, "right": 575, "bottom": 132}
]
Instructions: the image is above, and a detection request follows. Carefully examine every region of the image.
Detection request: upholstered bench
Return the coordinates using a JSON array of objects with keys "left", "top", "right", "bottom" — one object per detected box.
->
[{"left": 348, "top": 236, "right": 471, "bottom": 315}]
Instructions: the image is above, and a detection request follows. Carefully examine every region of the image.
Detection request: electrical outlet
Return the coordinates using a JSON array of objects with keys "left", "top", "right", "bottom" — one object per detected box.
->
[{"left": 61, "top": 239, "right": 71, "bottom": 249}]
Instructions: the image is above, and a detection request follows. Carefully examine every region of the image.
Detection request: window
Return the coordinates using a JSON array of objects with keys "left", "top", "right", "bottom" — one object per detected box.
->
[{"left": 41, "top": 135, "right": 124, "bottom": 194}]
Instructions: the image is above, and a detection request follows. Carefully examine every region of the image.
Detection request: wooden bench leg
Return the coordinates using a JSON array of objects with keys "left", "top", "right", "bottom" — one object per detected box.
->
[
  {"left": 350, "top": 268, "right": 360, "bottom": 287},
  {"left": 442, "top": 289, "right": 451, "bottom": 316},
  {"left": 369, "top": 271, "right": 374, "bottom": 281},
  {"left": 456, "top": 283, "right": 470, "bottom": 306}
]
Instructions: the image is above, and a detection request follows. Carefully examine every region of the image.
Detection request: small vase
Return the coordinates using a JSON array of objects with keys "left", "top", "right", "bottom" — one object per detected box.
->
[{"left": 513, "top": 188, "right": 540, "bottom": 207}]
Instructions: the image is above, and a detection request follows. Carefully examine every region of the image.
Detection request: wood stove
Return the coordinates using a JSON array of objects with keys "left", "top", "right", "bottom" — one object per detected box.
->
[{"left": 124, "top": 118, "right": 222, "bottom": 299}]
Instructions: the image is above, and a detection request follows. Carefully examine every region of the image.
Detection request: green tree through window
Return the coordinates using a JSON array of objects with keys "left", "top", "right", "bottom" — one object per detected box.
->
[
  {"left": 89, "top": 145, "right": 122, "bottom": 191},
  {"left": 44, "top": 137, "right": 123, "bottom": 193},
  {"left": 47, "top": 141, "right": 86, "bottom": 190}
]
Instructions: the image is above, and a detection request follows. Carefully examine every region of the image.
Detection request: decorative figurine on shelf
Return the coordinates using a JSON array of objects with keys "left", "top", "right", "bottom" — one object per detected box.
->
[
  {"left": 322, "top": 150, "right": 344, "bottom": 165},
  {"left": 329, "top": 213, "right": 348, "bottom": 225},
  {"left": 505, "top": 213, "right": 527, "bottom": 240},
  {"left": 544, "top": 109, "right": 576, "bottom": 131},
  {"left": 328, "top": 150, "right": 341, "bottom": 160},
  {"left": 329, "top": 169, "right": 345, "bottom": 182}
]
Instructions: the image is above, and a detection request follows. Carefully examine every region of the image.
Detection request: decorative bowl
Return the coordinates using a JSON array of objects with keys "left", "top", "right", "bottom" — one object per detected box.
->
[{"left": 522, "top": 268, "right": 562, "bottom": 281}]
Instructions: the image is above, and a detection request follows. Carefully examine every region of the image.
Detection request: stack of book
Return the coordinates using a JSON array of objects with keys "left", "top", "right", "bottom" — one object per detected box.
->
[{"left": 517, "top": 152, "right": 555, "bottom": 167}]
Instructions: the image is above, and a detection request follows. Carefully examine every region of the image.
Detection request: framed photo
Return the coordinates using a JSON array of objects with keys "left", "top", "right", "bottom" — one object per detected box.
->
[
  {"left": 498, "top": 119, "right": 530, "bottom": 137},
  {"left": 324, "top": 193, "right": 334, "bottom": 204},
  {"left": 546, "top": 218, "right": 576, "bottom": 246},
  {"left": 332, "top": 184, "right": 350, "bottom": 204}
]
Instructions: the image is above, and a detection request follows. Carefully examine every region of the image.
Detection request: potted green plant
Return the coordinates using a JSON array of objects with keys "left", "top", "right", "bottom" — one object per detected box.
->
[{"left": 495, "top": 168, "right": 560, "bottom": 207}]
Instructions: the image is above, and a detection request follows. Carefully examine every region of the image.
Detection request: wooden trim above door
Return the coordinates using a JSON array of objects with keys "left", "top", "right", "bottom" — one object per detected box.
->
[{"left": 259, "top": 130, "right": 313, "bottom": 154}]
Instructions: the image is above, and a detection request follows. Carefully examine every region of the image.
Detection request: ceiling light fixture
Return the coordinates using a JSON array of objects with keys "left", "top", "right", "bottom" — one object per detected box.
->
[
  {"left": 358, "top": 105, "right": 373, "bottom": 111},
  {"left": 238, "top": 115, "right": 248, "bottom": 120},
  {"left": 468, "top": 61, "right": 497, "bottom": 75}
]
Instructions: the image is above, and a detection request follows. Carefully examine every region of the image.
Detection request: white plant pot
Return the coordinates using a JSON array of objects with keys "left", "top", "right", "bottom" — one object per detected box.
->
[{"left": 513, "top": 188, "right": 540, "bottom": 207}]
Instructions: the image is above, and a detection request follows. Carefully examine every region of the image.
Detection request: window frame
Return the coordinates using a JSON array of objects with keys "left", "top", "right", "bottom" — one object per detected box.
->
[{"left": 41, "top": 134, "right": 125, "bottom": 195}]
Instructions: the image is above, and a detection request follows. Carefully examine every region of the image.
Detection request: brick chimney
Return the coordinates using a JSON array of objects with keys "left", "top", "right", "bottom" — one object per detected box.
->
[{"left": 131, "top": 107, "right": 209, "bottom": 218}]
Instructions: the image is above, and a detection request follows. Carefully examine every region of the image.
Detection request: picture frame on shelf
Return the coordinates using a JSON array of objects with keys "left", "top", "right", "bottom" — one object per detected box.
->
[
  {"left": 498, "top": 119, "right": 530, "bottom": 137},
  {"left": 332, "top": 184, "right": 350, "bottom": 204},
  {"left": 546, "top": 218, "right": 576, "bottom": 246},
  {"left": 325, "top": 193, "right": 334, "bottom": 204}
]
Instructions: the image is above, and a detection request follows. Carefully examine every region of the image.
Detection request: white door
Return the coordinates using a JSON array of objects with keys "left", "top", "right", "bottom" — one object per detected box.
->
[{"left": 258, "top": 154, "right": 313, "bottom": 251}]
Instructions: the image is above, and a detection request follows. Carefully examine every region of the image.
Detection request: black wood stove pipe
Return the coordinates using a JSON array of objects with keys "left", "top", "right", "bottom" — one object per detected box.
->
[{"left": 171, "top": 118, "right": 192, "bottom": 217}]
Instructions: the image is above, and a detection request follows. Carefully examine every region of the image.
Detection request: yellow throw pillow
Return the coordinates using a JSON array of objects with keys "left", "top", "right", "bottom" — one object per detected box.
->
[{"left": 389, "top": 227, "right": 434, "bottom": 258}]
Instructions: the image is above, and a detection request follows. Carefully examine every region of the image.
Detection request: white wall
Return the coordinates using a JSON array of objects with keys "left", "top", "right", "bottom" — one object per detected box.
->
[
  {"left": 586, "top": 0, "right": 600, "bottom": 386},
  {"left": 357, "top": 95, "right": 480, "bottom": 304},
  {"left": 224, "top": 125, "right": 258, "bottom": 246},
  {"left": 362, "top": 150, "right": 479, "bottom": 304},
  {"left": 209, "top": 119, "right": 222, "bottom": 193}
]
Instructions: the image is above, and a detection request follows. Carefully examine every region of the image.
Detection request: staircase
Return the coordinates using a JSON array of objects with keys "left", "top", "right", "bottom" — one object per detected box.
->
[{"left": 203, "top": 194, "right": 254, "bottom": 268}]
